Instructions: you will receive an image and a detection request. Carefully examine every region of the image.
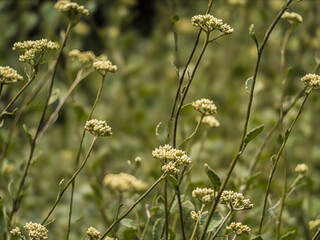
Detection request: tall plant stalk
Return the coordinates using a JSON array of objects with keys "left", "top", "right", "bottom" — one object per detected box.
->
[{"left": 200, "top": 1, "right": 294, "bottom": 238}]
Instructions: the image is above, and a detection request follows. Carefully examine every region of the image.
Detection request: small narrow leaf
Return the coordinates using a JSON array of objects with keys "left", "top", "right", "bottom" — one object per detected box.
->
[
  {"left": 155, "top": 122, "right": 162, "bottom": 136},
  {"left": 280, "top": 230, "right": 296, "bottom": 240},
  {"left": 0, "top": 119, "right": 4, "bottom": 128},
  {"left": 48, "top": 88, "right": 60, "bottom": 105},
  {"left": 249, "top": 24, "right": 258, "bottom": 47},
  {"left": 204, "top": 163, "right": 221, "bottom": 191},
  {"left": 22, "top": 124, "right": 33, "bottom": 146},
  {"left": 152, "top": 218, "right": 162, "bottom": 240},
  {"left": 170, "top": 14, "right": 180, "bottom": 24},
  {"left": 244, "top": 124, "right": 264, "bottom": 145},
  {"left": 121, "top": 218, "right": 137, "bottom": 230},
  {"left": 245, "top": 77, "right": 253, "bottom": 93},
  {"left": 270, "top": 154, "right": 276, "bottom": 166}
]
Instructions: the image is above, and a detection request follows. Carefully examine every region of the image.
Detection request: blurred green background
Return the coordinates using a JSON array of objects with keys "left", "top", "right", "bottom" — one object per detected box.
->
[{"left": 0, "top": 0, "right": 320, "bottom": 239}]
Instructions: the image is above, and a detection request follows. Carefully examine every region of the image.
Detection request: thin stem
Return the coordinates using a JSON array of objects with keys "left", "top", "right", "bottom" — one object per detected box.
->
[
  {"left": 8, "top": 22, "right": 72, "bottom": 225},
  {"left": 258, "top": 88, "right": 311, "bottom": 234},
  {"left": 41, "top": 135, "right": 98, "bottom": 224},
  {"left": 200, "top": 1, "right": 293, "bottom": 239},
  {"left": 0, "top": 67, "right": 38, "bottom": 119},
  {"left": 312, "top": 227, "right": 320, "bottom": 240},
  {"left": 164, "top": 179, "right": 169, "bottom": 239},
  {"left": 190, "top": 204, "right": 205, "bottom": 240},
  {"left": 65, "top": 74, "right": 106, "bottom": 240},
  {"left": 210, "top": 208, "right": 233, "bottom": 240},
  {"left": 179, "top": 114, "right": 204, "bottom": 149},
  {"left": 99, "top": 173, "right": 166, "bottom": 240},
  {"left": 175, "top": 184, "right": 186, "bottom": 240},
  {"left": 0, "top": 83, "right": 4, "bottom": 99}
]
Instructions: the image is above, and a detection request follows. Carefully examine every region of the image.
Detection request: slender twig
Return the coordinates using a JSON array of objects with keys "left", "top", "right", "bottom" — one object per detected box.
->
[
  {"left": 258, "top": 88, "right": 311, "bottom": 234},
  {"left": 41, "top": 135, "right": 98, "bottom": 224},
  {"left": 200, "top": 1, "right": 294, "bottom": 239},
  {"left": 312, "top": 227, "right": 320, "bottom": 240},
  {"left": 99, "top": 173, "right": 166, "bottom": 240},
  {"left": 0, "top": 83, "right": 4, "bottom": 100},
  {"left": 65, "top": 74, "right": 106, "bottom": 240},
  {"left": 8, "top": 23, "right": 72, "bottom": 225},
  {"left": 0, "top": 67, "right": 38, "bottom": 119},
  {"left": 210, "top": 207, "right": 233, "bottom": 240},
  {"left": 164, "top": 179, "right": 169, "bottom": 239}
]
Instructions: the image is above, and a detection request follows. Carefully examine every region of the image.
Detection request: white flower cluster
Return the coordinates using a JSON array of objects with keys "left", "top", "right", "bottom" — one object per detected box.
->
[
  {"left": 87, "top": 227, "right": 101, "bottom": 239},
  {"left": 192, "top": 187, "right": 216, "bottom": 202},
  {"left": 93, "top": 60, "right": 118, "bottom": 76},
  {"left": 192, "top": 98, "right": 217, "bottom": 115},
  {"left": 220, "top": 191, "right": 253, "bottom": 210},
  {"left": 10, "top": 227, "right": 22, "bottom": 237},
  {"left": 190, "top": 210, "right": 208, "bottom": 221},
  {"left": 12, "top": 39, "right": 59, "bottom": 65},
  {"left": 282, "top": 11, "right": 303, "bottom": 24},
  {"left": 201, "top": 115, "right": 220, "bottom": 127},
  {"left": 69, "top": 49, "right": 107, "bottom": 64},
  {"left": 54, "top": 0, "right": 89, "bottom": 22},
  {"left": 295, "top": 163, "right": 308, "bottom": 174},
  {"left": 191, "top": 14, "right": 233, "bottom": 34},
  {"left": 103, "top": 172, "right": 147, "bottom": 192},
  {"left": 0, "top": 66, "right": 23, "bottom": 84},
  {"left": 24, "top": 222, "right": 48, "bottom": 240},
  {"left": 301, "top": 73, "right": 320, "bottom": 89},
  {"left": 226, "top": 222, "right": 251, "bottom": 236},
  {"left": 152, "top": 144, "right": 191, "bottom": 174},
  {"left": 85, "top": 119, "right": 112, "bottom": 137}
]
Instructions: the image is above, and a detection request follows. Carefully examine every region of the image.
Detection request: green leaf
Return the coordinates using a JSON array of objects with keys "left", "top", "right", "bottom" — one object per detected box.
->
[
  {"left": 252, "top": 236, "right": 264, "bottom": 240},
  {"left": 207, "top": 211, "right": 223, "bottom": 232},
  {"left": 155, "top": 121, "right": 166, "bottom": 143},
  {"left": 245, "top": 77, "right": 253, "bottom": 93},
  {"left": 244, "top": 124, "right": 264, "bottom": 146},
  {"left": 204, "top": 163, "right": 221, "bottom": 191},
  {"left": 48, "top": 88, "right": 60, "bottom": 105},
  {"left": 165, "top": 174, "right": 179, "bottom": 187},
  {"left": 23, "top": 124, "right": 33, "bottom": 146},
  {"left": 245, "top": 171, "right": 261, "bottom": 189},
  {"left": 181, "top": 200, "right": 195, "bottom": 223},
  {"left": 249, "top": 24, "right": 258, "bottom": 47},
  {"left": 121, "top": 218, "right": 137, "bottom": 230},
  {"left": 280, "top": 230, "right": 296, "bottom": 240},
  {"left": 152, "top": 218, "right": 162, "bottom": 240},
  {"left": 170, "top": 14, "right": 179, "bottom": 24}
]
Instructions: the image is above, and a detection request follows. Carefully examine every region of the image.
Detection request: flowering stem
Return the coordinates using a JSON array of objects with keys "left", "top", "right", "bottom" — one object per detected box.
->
[
  {"left": 8, "top": 22, "right": 72, "bottom": 226},
  {"left": 65, "top": 74, "right": 106, "bottom": 240},
  {"left": 99, "top": 173, "right": 167, "bottom": 240},
  {"left": 258, "top": 88, "right": 311, "bottom": 234},
  {"left": 210, "top": 208, "right": 233, "bottom": 240},
  {"left": 41, "top": 135, "right": 98, "bottom": 224},
  {"left": 200, "top": 1, "right": 294, "bottom": 239},
  {"left": 190, "top": 204, "right": 205, "bottom": 240},
  {"left": 0, "top": 66, "right": 38, "bottom": 119}
]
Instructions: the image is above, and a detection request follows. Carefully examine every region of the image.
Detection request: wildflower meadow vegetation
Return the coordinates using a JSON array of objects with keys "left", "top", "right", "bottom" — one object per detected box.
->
[{"left": 0, "top": 0, "right": 320, "bottom": 239}]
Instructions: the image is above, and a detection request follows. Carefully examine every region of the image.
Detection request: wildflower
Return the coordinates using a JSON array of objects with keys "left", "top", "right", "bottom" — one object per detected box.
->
[
  {"left": 192, "top": 187, "right": 216, "bottom": 202},
  {"left": 10, "top": 227, "right": 22, "bottom": 237},
  {"left": 87, "top": 227, "right": 100, "bottom": 239},
  {"left": 13, "top": 39, "right": 59, "bottom": 65},
  {"left": 220, "top": 190, "right": 253, "bottom": 210},
  {"left": 301, "top": 73, "right": 320, "bottom": 89},
  {"left": 0, "top": 66, "right": 23, "bottom": 84},
  {"left": 24, "top": 222, "right": 48, "bottom": 240},
  {"left": 69, "top": 49, "right": 108, "bottom": 65},
  {"left": 192, "top": 98, "right": 217, "bottom": 115},
  {"left": 85, "top": 119, "right": 112, "bottom": 137},
  {"left": 152, "top": 145, "right": 191, "bottom": 165},
  {"left": 191, "top": 14, "right": 233, "bottom": 34},
  {"left": 54, "top": 0, "right": 89, "bottom": 22},
  {"left": 93, "top": 60, "right": 117, "bottom": 76},
  {"left": 226, "top": 222, "right": 251, "bottom": 236},
  {"left": 162, "top": 162, "right": 180, "bottom": 174},
  {"left": 201, "top": 115, "right": 220, "bottom": 127},
  {"left": 282, "top": 11, "right": 303, "bottom": 24},
  {"left": 295, "top": 163, "right": 308, "bottom": 174},
  {"left": 103, "top": 172, "right": 147, "bottom": 192},
  {"left": 190, "top": 210, "right": 208, "bottom": 221}
]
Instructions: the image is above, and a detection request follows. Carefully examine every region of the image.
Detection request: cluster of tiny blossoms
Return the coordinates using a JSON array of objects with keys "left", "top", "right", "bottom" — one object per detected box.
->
[
  {"left": 69, "top": 49, "right": 108, "bottom": 65},
  {"left": 85, "top": 119, "right": 112, "bottom": 137},
  {"left": 295, "top": 163, "right": 309, "bottom": 174},
  {"left": 192, "top": 98, "right": 217, "bottom": 115},
  {"left": 192, "top": 187, "right": 216, "bottom": 202},
  {"left": 12, "top": 39, "right": 59, "bottom": 65},
  {"left": 220, "top": 190, "right": 253, "bottom": 210},
  {"left": 103, "top": 172, "right": 147, "bottom": 192},
  {"left": 190, "top": 210, "right": 208, "bottom": 221},
  {"left": 0, "top": 66, "right": 23, "bottom": 84},
  {"left": 201, "top": 115, "right": 220, "bottom": 127},
  {"left": 281, "top": 11, "right": 303, "bottom": 24},
  {"left": 10, "top": 227, "right": 22, "bottom": 237},
  {"left": 226, "top": 222, "right": 251, "bottom": 236},
  {"left": 152, "top": 145, "right": 191, "bottom": 174},
  {"left": 301, "top": 73, "right": 320, "bottom": 89},
  {"left": 24, "top": 222, "right": 48, "bottom": 240},
  {"left": 93, "top": 60, "right": 118, "bottom": 76},
  {"left": 191, "top": 14, "right": 233, "bottom": 34},
  {"left": 86, "top": 227, "right": 100, "bottom": 240},
  {"left": 54, "top": 0, "right": 89, "bottom": 22}
]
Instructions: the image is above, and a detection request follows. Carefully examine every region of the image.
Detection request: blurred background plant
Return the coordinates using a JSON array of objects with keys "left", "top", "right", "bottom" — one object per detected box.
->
[{"left": 0, "top": 0, "right": 319, "bottom": 239}]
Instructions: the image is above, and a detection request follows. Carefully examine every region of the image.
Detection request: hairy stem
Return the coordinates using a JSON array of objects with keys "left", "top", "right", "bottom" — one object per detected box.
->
[{"left": 200, "top": 1, "right": 294, "bottom": 238}]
